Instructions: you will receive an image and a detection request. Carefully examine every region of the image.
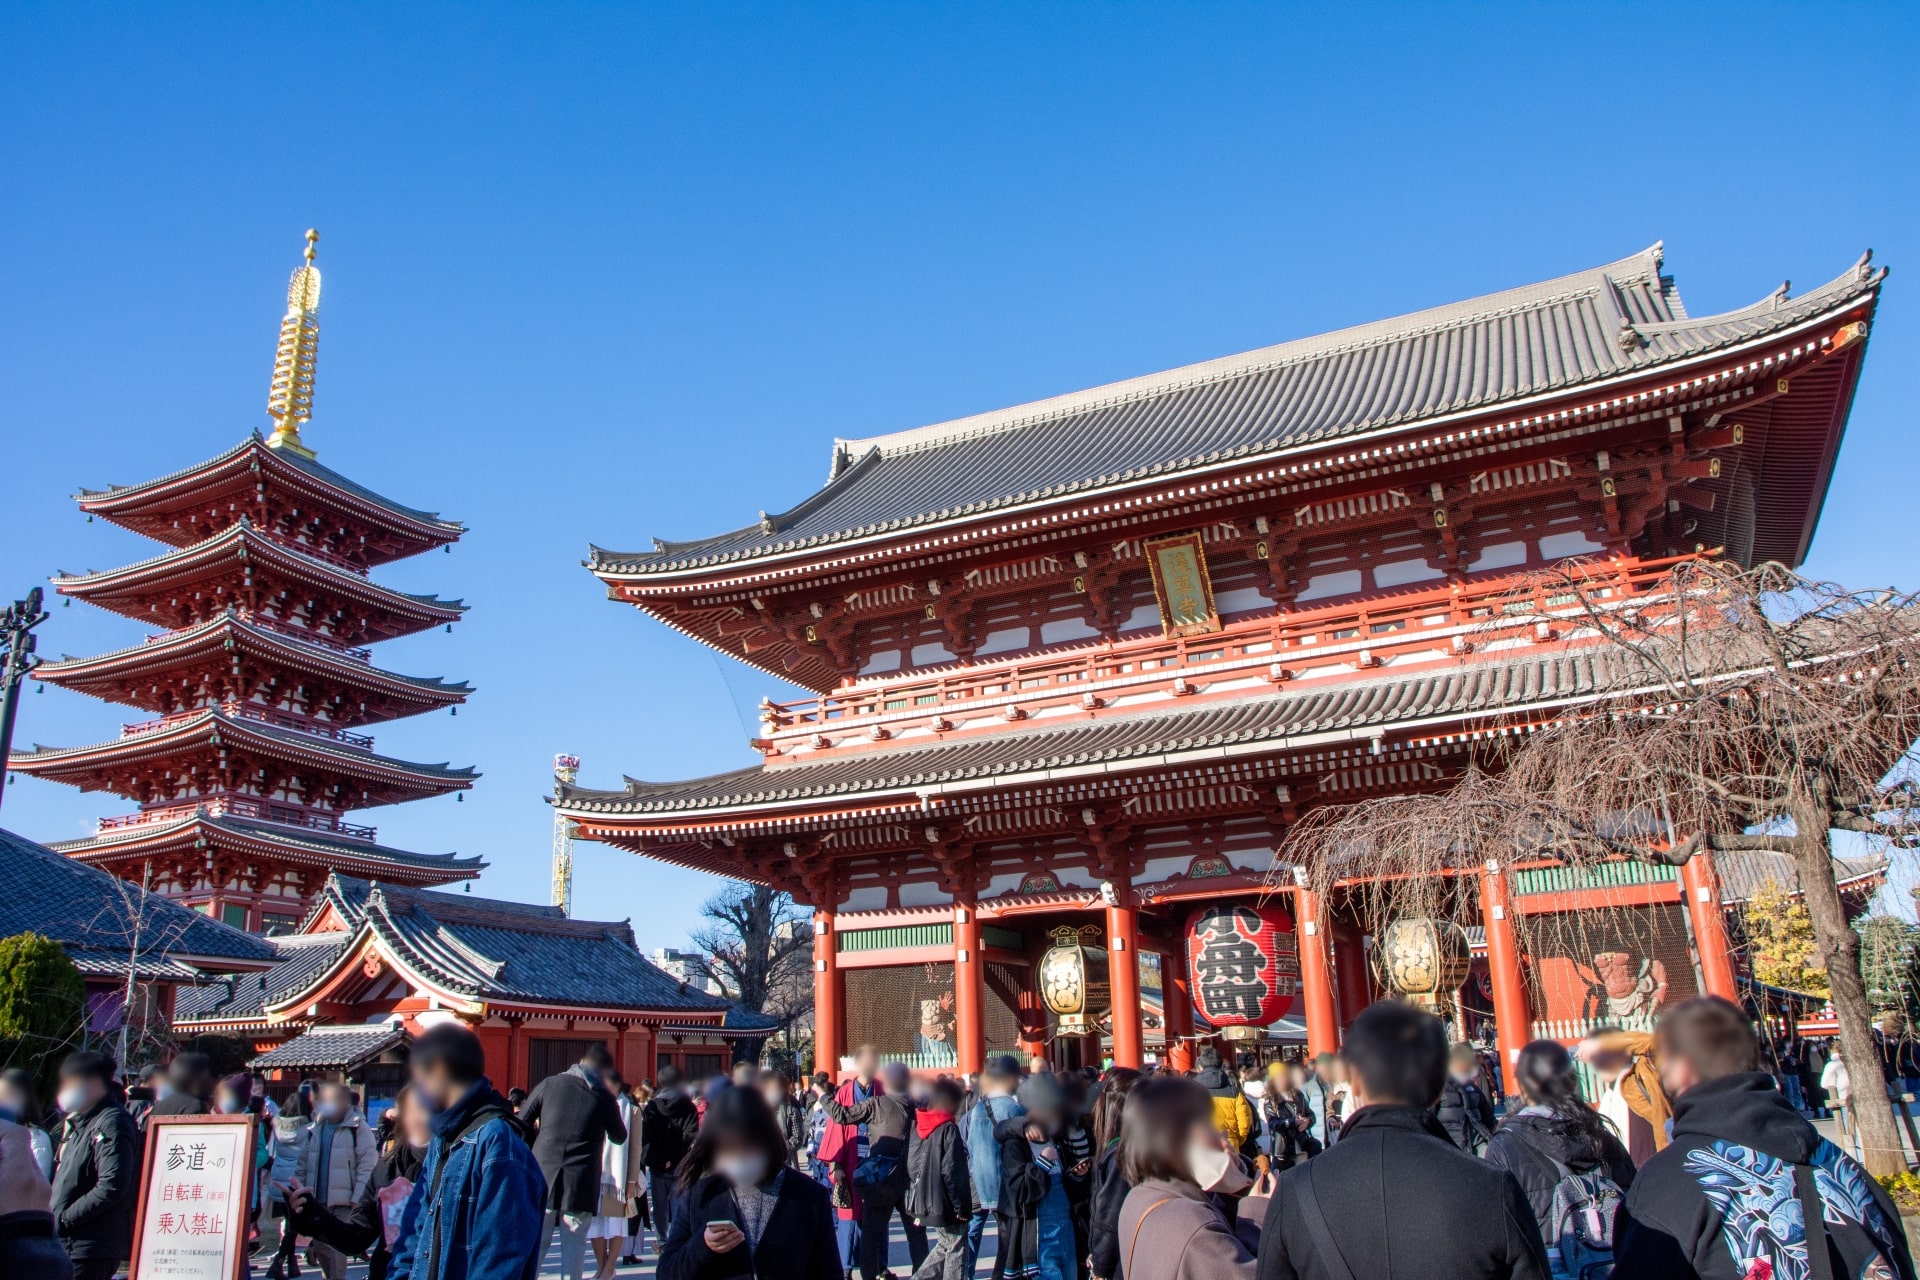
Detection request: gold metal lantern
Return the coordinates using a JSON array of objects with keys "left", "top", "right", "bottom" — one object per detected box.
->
[
  {"left": 1379, "top": 917, "right": 1472, "bottom": 1022},
  {"left": 1039, "top": 925, "right": 1101, "bottom": 1032}
]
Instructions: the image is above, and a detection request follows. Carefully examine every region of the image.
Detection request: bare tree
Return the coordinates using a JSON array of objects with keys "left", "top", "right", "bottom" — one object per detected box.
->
[
  {"left": 88, "top": 860, "right": 199, "bottom": 1073},
  {"left": 1283, "top": 559, "right": 1920, "bottom": 1174},
  {"left": 686, "top": 882, "right": 813, "bottom": 1036}
]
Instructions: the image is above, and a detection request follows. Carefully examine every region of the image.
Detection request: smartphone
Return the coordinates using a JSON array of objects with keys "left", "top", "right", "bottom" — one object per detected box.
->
[{"left": 707, "top": 1219, "right": 740, "bottom": 1231}]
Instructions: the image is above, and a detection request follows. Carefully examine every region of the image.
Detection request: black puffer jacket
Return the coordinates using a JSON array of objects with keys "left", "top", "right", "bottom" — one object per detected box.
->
[
  {"left": 1087, "top": 1145, "right": 1131, "bottom": 1280},
  {"left": 1434, "top": 1077, "right": 1497, "bottom": 1153},
  {"left": 1483, "top": 1107, "right": 1634, "bottom": 1253},
  {"left": 1614, "top": 1072, "right": 1917, "bottom": 1280},
  {"left": 641, "top": 1089, "right": 702, "bottom": 1178},
  {"left": 49, "top": 1098, "right": 139, "bottom": 1261}
]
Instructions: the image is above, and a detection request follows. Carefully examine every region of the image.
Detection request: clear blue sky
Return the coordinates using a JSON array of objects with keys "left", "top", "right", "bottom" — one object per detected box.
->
[{"left": 4, "top": 4, "right": 1917, "bottom": 946}]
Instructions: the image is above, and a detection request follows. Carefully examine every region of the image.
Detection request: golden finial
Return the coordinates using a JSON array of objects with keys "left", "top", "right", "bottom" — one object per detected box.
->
[{"left": 266, "top": 228, "right": 323, "bottom": 459}]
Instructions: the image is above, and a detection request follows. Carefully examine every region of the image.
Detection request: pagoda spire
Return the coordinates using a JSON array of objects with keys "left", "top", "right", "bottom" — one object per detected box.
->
[{"left": 266, "top": 228, "right": 322, "bottom": 459}]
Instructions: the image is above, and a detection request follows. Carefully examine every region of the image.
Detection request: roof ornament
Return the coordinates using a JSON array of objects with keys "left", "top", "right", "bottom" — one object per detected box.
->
[
  {"left": 266, "top": 229, "right": 323, "bottom": 461},
  {"left": 1615, "top": 317, "right": 1644, "bottom": 355}
]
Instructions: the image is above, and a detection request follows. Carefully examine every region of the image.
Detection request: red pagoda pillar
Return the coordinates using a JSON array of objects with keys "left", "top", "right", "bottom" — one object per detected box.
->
[
  {"left": 1332, "top": 920, "right": 1372, "bottom": 1029},
  {"left": 953, "top": 901, "right": 985, "bottom": 1076},
  {"left": 1681, "top": 849, "right": 1740, "bottom": 1002},
  {"left": 1106, "top": 881, "right": 1144, "bottom": 1069},
  {"left": 1161, "top": 951, "right": 1195, "bottom": 1072},
  {"left": 1294, "top": 885, "right": 1339, "bottom": 1057},
  {"left": 813, "top": 910, "right": 844, "bottom": 1076},
  {"left": 1480, "top": 862, "right": 1532, "bottom": 1091}
]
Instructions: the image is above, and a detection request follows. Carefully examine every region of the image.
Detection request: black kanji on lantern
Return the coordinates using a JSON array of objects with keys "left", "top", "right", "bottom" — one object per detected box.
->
[{"left": 1191, "top": 906, "right": 1274, "bottom": 1023}]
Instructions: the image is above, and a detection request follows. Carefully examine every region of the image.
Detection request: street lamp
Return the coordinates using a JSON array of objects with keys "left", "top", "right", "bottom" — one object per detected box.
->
[{"left": 0, "top": 587, "right": 48, "bottom": 816}]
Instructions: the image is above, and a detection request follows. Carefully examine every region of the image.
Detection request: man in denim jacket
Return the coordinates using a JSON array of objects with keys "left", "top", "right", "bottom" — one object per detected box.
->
[
  {"left": 962, "top": 1055, "right": 1025, "bottom": 1276},
  {"left": 388, "top": 1025, "right": 547, "bottom": 1280}
]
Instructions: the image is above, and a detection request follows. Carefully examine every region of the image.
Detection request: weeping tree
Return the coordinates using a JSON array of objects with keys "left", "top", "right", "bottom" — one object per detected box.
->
[{"left": 1285, "top": 558, "right": 1920, "bottom": 1174}]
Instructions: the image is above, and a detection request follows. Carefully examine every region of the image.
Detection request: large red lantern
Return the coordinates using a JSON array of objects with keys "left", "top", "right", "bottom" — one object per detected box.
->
[{"left": 1186, "top": 903, "right": 1300, "bottom": 1032}]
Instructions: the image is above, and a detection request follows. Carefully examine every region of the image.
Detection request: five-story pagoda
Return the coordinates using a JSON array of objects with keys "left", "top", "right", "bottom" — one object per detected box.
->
[{"left": 10, "top": 232, "right": 483, "bottom": 933}]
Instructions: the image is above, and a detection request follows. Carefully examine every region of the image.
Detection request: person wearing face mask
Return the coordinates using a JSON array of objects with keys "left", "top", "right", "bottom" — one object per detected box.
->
[
  {"left": 658, "top": 1084, "right": 842, "bottom": 1280},
  {"left": 385, "top": 1023, "right": 545, "bottom": 1280},
  {"left": 148, "top": 1051, "right": 214, "bottom": 1121},
  {"left": 1112, "top": 1076, "right": 1256, "bottom": 1280},
  {"left": 297, "top": 1082, "right": 379, "bottom": 1280},
  {"left": 47, "top": 1051, "right": 137, "bottom": 1280},
  {"left": 262, "top": 1086, "right": 310, "bottom": 1280},
  {"left": 903, "top": 1078, "right": 974, "bottom": 1280},
  {"left": 522, "top": 1043, "right": 629, "bottom": 1280},
  {"left": 586, "top": 1069, "right": 644, "bottom": 1280},
  {"left": 823, "top": 1058, "right": 929, "bottom": 1280},
  {"left": 283, "top": 1085, "right": 432, "bottom": 1280},
  {"left": 1256, "top": 1002, "right": 1549, "bottom": 1280},
  {"left": 0, "top": 1068, "right": 55, "bottom": 1180}
]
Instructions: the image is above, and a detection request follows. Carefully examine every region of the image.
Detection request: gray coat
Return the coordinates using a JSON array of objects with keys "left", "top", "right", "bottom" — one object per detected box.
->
[
  {"left": 298, "top": 1109, "right": 378, "bottom": 1210},
  {"left": 1115, "top": 1179, "right": 1257, "bottom": 1280}
]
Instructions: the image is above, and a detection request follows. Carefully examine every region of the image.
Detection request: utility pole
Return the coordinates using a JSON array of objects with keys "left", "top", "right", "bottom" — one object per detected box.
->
[
  {"left": 0, "top": 587, "right": 48, "bottom": 815},
  {"left": 552, "top": 754, "right": 580, "bottom": 916}
]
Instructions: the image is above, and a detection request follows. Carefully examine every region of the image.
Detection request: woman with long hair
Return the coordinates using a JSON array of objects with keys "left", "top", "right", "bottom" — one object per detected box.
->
[
  {"left": 657, "top": 1084, "right": 841, "bottom": 1280},
  {"left": 1085, "top": 1067, "right": 1141, "bottom": 1280},
  {"left": 1112, "top": 1077, "right": 1255, "bottom": 1280},
  {"left": 1483, "top": 1039, "right": 1635, "bottom": 1278}
]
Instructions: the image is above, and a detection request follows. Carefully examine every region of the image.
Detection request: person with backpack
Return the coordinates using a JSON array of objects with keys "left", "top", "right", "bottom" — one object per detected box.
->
[
  {"left": 904, "top": 1078, "right": 974, "bottom": 1280},
  {"left": 1484, "top": 1040, "right": 1634, "bottom": 1280},
  {"left": 1436, "top": 1046, "right": 1498, "bottom": 1155},
  {"left": 822, "top": 1056, "right": 927, "bottom": 1280},
  {"left": 1613, "top": 996, "right": 1916, "bottom": 1280}
]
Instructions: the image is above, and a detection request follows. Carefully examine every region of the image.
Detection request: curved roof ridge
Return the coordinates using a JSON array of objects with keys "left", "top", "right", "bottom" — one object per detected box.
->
[{"left": 834, "top": 244, "right": 1669, "bottom": 462}]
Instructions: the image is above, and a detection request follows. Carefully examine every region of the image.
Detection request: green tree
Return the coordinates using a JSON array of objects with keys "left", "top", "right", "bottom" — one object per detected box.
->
[
  {"left": 1745, "top": 877, "right": 1829, "bottom": 997},
  {"left": 0, "top": 933, "right": 87, "bottom": 1098},
  {"left": 1859, "top": 915, "right": 1920, "bottom": 1021}
]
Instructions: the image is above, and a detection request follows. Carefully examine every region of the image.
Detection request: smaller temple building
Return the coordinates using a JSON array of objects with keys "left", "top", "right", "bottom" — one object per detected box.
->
[{"left": 175, "top": 873, "right": 775, "bottom": 1101}]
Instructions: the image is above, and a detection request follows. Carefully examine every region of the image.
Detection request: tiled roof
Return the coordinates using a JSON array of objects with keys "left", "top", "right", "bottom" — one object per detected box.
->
[
  {"left": 0, "top": 826, "right": 279, "bottom": 973},
  {"left": 559, "top": 644, "right": 1642, "bottom": 818},
  {"left": 49, "top": 812, "right": 485, "bottom": 878},
  {"left": 248, "top": 1022, "right": 412, "bottom": 1070},
  {"left": 1714, "top": 849, "right": 1888, "bottom": 904},
  {"left": 592, "top": 247, "right": 1883, "bottom": 576},
  {"left": 174, "top": 932, "right": 351, "bottom": 1022},
  {"left": 266, "top": 875, "right": 740, "bottom": 1016}
]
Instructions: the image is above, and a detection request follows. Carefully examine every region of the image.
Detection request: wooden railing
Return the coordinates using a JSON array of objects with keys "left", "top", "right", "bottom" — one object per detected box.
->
[
  {"left": 99, "top": 795, "right": 378, "bottom": 841},
  {"left": 121, "top": 700, "right": 375, "bottom": 750},
  {"left": 762, "top": 555, "right": 1695, "bottom": 744}
]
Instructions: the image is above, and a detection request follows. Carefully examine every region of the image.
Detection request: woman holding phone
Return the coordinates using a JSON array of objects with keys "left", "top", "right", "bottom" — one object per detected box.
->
[{"left": 658, "top": 1085, "right": 842, "bottom": 1280}]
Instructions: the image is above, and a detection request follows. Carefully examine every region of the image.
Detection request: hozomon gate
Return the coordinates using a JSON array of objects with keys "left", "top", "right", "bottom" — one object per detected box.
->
[{"left": 558, "top": 244, "right": 1884, "bottom": 1079}]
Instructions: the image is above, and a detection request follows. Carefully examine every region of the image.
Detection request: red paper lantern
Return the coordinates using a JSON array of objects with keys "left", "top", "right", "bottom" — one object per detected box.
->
[{"left": 1186, "top": 903, "right": 1300, "bottom": 1028}]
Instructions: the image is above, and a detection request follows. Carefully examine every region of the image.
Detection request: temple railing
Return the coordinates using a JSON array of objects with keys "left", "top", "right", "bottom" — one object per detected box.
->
[
  {"left": 762, "top": 555, "right": 1697, "bottom": 742},
  {"left": 98, "top": 795, "right": 377, "bottom": 841},
  {"left": 147, "top": 611, "right": 375, "bottom": 661},
  {"left": 121, "top": 700, "right": 375, "bottom": 750}
]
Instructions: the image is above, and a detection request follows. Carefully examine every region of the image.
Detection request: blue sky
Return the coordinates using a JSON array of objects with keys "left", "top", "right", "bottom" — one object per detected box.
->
[{"left": 3, "top": 3, "right": 1917, "bottom": 946}]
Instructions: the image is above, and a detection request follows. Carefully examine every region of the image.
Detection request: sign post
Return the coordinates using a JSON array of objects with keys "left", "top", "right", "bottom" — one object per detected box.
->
[{"left": 130, "top": 1114, "right": 256, "bottom": 1280}]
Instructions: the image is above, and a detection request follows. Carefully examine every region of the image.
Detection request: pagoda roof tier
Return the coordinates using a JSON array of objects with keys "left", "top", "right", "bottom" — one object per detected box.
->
[
  {"left": 559, "top": 639, "right": 1644, "bottom": 840},
  {"left": 592, "top": 246, "right": 1882, "bottom": 584},
  {"left": 76, "top": 434, "right": 463, "bottom": 566},
  {"left": 52, "top": 518, "right": 465, "bottom": 643},
  {"left": 8, "top": 707, "right": 477, "bottom": 809},
  {"left": 34, "top": 611, "right": 472, "bottom": 726},
  {"left": 48, "top": 809, "right": 484, "bottom": 886}
]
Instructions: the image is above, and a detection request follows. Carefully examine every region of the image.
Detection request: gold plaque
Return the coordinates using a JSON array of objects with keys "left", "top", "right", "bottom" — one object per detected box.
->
[{"left": 1144, "top": 532, "right": 1221, "bottom": 637}]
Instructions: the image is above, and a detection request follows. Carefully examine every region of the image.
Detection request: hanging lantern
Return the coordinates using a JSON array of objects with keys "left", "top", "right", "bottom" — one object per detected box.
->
[
  {"left": 1186, "top": 903, "right": 1299, "bottom": 1039},
  {"left": 1379, "top": 917, "right": 1472, "bottom": 1020},
  {"left": 1039, "top": 925, "right": 1101, "bottom": 1032}
]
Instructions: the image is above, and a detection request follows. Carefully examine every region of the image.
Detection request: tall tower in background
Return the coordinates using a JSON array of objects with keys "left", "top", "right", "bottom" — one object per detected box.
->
[
  {"left": 9, "top": 232, "right": 484, "bottom": 932},
  {"left": 552, "top": 753, "right": 580, "bottom": 915}
]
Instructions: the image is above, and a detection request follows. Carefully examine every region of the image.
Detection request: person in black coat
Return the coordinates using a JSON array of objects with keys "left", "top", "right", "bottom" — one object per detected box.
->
[
  {"left": 523, "top": 1043, "right": 629, "bottom": 1280},
  {"left": 905, "top": 1079, "right": 975, "bottom": 1280},
  {"left": 1085, "top": 1067, "right": 1141, "bottom": 1280},
  {"left": 644, "top": 1066, "right": 705, "bottom": 1243},
  {"left": 283, "top": 1085, "right": 432, "bottom": 1280},
  {"left": 1434, "top": 1045, "right": 1497, "bottom": 1154},
  {"left": 48, "top": 1051, "right": 139, "bottom": 1280},
  {"left": 658, "top": 1085, "right": 841, "bottom": 1280},
  {"left": 1258, "top": 1002, "right": 1550, "bottom": 1280},
  {"left": 1484, "top": 1040, "right": 1634, "bottom": 1275},
  {"left": 1614, "top": 997, "right": 1916, "bottom": 1280},
  {"left": 145, "top": 1051, "right": 213, "bottom": 1122}
]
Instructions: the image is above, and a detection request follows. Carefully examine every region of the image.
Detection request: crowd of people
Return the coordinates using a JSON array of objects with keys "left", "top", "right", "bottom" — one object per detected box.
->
[{"left": 1, "top": 996, "right": 1917, "bottom": 1280}]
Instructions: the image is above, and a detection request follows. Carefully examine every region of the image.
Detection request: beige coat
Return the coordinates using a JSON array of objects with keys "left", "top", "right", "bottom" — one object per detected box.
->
[
  {"left": 1116, "top": 1178, "right": 1257, "bottom": 1280},
  {"left": 597, "top": 1094, "right": 645, "bottom": 1218}
]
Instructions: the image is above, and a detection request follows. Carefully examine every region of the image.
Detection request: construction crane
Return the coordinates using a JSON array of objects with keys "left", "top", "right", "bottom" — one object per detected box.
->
[{"left": 552, "top": 753, "right": 580, "bottom": 916}]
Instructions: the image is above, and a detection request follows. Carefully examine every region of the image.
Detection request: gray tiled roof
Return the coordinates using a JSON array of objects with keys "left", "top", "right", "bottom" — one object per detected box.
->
[
  {"left": 0, "top": 826, "right": 279, "bottom": 972},
  {"left": 559, "top": 645, "right": 1640, "bottom": 817},
  {"left": 49, "top": 812, "right": 485, "bottom": 877},
  {"left": 174, "top": 933, "right": 351, "bottom": 1022},
  {"left": 591, "top": 247, "right": 1882, "bottom": 576},
  {"left": 269, "top": 875, "right": 740, "bottom": 1015},
  {"left": 249, "top": 1022, "right": 412, "bottom": 1070},
  {"left": 1714, "top": 849, "right": 1888, "bottom": 904}
]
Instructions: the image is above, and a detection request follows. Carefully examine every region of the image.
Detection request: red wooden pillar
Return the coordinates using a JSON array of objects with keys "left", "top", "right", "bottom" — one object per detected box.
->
[
  {"left": 953, "top": 901, "right": 985, "bottom": 1075},
  {"left": 1106, "top": 881, "right": 1144, "bottom": 1069},
  {"left": 1162, "top": 951, "right": 1196, "bottom": 1073},
  {"left": 1332, "top": 921, "right": 1372, "bottom": 1030},
  {"left": 1294, "top": 885, "right": 1339, "bottom": 1058},
  {"left": 612, "top": 1020, "right": 630, "bottom": 1081},
  {"left": 813, "top": 910, "right": 844, "bottom": 1077},
  {"left": 1479, "top": 862, "right": 1532, "bottom": 1090},
  {"left": 1681, "top": 849, "right": 1740, "bottom": 1001}
]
